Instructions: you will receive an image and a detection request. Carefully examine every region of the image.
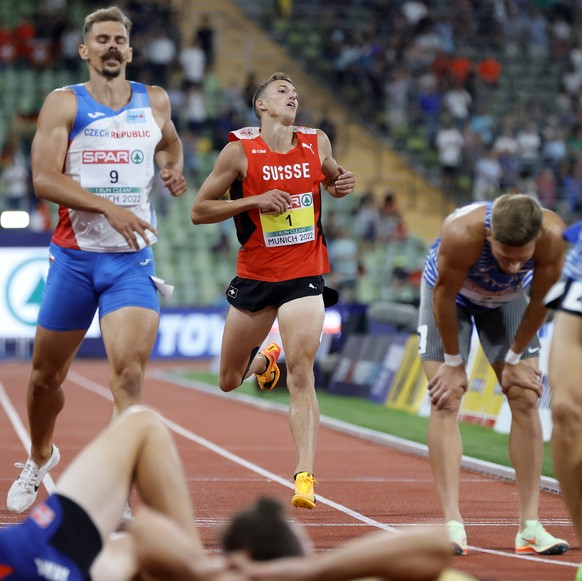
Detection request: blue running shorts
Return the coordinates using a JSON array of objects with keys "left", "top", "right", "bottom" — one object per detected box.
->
[
  {"left": 0, "top": 494, "right": 102, "bottom": 580},
  {"left": 38, "top": 242, "right": 160, "bottom": 331}
]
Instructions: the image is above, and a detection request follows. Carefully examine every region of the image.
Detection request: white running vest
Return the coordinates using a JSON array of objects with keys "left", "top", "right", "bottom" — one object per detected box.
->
[{"left": 54, "top": 81, "right": 162, "bottom": 252}]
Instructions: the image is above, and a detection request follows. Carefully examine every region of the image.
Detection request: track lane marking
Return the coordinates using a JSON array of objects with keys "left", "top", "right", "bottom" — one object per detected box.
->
[
  {"left": 0, "top": 383, "right": 57, "bottom": 496},
  {"left": 1, "top": 366, "right": 574, "bottom": 570},
  {"left": 65, "top": 369, "right": 578, "bottom": 569}
]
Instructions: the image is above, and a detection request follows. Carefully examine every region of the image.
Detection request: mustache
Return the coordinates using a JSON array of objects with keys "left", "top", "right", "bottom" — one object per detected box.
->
[{"left": 102, "top": 50, "right": 122, "bottom": 63}]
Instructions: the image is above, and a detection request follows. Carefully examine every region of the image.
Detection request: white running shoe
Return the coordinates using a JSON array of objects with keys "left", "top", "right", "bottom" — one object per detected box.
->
[
  {"left": 515, "top": 520, "right": 569, "bottom": 555},
  {"left": 7, "top": 445, "right": 61, "bottom": 513},
  {"left": 446, "top": 520, "right": 468, "bottom": 556}
]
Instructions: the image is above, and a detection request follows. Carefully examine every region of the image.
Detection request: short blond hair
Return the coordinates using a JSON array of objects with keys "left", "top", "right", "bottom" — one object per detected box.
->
[
  {"left": 252, "top": 72, "right": 293, "bottom": 119},
  {"left": 83, "top": 6, "right": 132, "bottom": 39},
  {"left": 490, "top": 193, "right": 543, "bottom": 246}
]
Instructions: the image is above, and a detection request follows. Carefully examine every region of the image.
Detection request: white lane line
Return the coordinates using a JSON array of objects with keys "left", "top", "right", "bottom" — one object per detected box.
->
[
  {"left": 150, "top": 370, "right": 562, "bottom": 494},
  {"left": 65, "top": 370, "right": 577, "bottom": 569},
  {"left": 65, "top": 371, "right": 398, "bottom": 532},
  {"left": 0, "top": 383, "right": 57, "bottom": 495},
  {"left": 68, "top": 370, "right": 114, "bottom": 401}
]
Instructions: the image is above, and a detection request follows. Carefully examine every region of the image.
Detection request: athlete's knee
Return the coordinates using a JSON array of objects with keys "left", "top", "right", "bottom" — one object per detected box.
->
[
  {"left": 285, "top": 362, "right": 314, "bottom": 391},
  {"left": 118, "top": 405, "right": 161, "bottom": 427},
  {"left": 506, "top": 386, "right": 539, "bottom": 414},
  {"left": 218, "top": 372, "right": 241, "bottom": 392},
  {"left": 431, "top": 397, "right": 462, "bottom": 416},
  {"left": 29, "top": 366, "right": 66, "bottom": 397},
  {"left": 115, "top": 406, "right": 170, "bottom": 442},
  {"left": 552, "top": 394, "right": 582, "bottom": 436},
  {"left": 219, "top": 347, "right": 259, "bottom": 392},
  {"left": 112, "top": 362, "right": 145, "bottom": 399}
]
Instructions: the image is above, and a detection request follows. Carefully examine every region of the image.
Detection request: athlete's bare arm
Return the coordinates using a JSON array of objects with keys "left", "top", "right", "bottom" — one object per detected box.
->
[
  {"left": 433, "top": 207, "right": 485, "bottom": 356},
  {"left": 132, "top": 507, "right": 449, "bottom": 581},
  {"left": 32, "top": 89, "right": 108, "bottom": 212},
  {"left": 131, "top": 507, "right": 240, "bottom": 580},
  {"left": 32, "top": 88, "right": 156, "bottom": 249},
  {"left": 191, "top": 141, "right": 292, "bottom": 224},
  {"left": 317, "top": 130, "right": 355, "bottom": 199},
  {"left": 149, "top": 85, "right": 186, "bottom": 198},
  {"left": 500, "top": 210, "right": 566, "bottom": 394},
  {"left": 509, "top": 210, "right": 566, "bottom": 355},
  {"left": 428, "top": 207, "right": 485, "bottom": 409},
  {"left": 233, "top": 528, "right": 450, "bottom": 581}
]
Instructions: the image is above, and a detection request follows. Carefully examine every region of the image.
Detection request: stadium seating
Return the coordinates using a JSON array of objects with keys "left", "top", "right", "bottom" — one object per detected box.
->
[{"left": 0, "top": 0, "right": 453, "bottom": 306}]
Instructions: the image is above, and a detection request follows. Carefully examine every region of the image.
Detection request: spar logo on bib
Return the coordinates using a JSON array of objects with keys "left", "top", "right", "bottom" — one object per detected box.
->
[
  {"left": 83, "top": 150, "right": 130, "bottom": 164},
  {"left": 131, "top": 149, "right": 144, "bottom": 164}
]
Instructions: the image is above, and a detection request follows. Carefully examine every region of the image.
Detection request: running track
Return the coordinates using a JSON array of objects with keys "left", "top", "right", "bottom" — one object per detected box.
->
[{"left": 0, "top": 359, "right": 578, "bottom": 581}]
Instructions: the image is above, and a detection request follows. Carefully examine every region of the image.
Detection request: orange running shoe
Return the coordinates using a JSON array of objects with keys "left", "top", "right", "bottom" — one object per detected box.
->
[
  {"left": 292, "top": 471, "right": 317, "bottom": 509},
  {"left": 255, "top": 342, "right": 281, "bottom": 391}
]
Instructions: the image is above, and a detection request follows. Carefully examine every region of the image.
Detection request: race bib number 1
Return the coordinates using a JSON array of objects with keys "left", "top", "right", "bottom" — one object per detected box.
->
[{"left": 260, "top": 192, "right": 315, "bottom": 247}]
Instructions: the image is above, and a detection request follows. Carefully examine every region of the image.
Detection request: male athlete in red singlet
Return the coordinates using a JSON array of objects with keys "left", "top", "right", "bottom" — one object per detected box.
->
[{"left": 191, "top": 72, "right": 355, "bottom": 509}]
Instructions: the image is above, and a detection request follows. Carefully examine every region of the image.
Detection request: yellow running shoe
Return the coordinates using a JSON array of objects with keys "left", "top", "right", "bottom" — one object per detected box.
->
[
  {"left": 446, "top": 520, "right": 468, "bottom": 556},
  {"left": 515, "top": 520, "right": 569, "bottom": 555},
  {"left": 255, "top": 343, "right": 281, "bottom": 391},
  {"left": 292, "top": 471, "right": 317, "bottom": 509}
]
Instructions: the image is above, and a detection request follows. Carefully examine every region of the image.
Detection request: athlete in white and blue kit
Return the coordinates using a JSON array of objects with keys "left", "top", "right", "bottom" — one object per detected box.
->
[
  {"left": 418, "top": 193, "right": 568, "bottom": 556},
  {"left": 545, "top": 222, "right": 582, "bottom": 580},
  {"left": 7, "top": 6, "right": 187, "bottom": 513}
]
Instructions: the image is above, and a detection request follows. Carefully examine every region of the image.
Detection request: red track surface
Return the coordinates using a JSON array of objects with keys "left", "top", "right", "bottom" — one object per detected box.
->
[{"left": 0, "top": 359, "right": 578, "bottom": 580}]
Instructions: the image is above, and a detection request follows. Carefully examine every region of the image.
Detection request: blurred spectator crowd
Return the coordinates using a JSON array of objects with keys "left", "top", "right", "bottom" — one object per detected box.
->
[
  {"left": 6, "top": 0, "right": 582, "bottom": 305},
  {"left": 248, "top": 0, "right": 582, "bottom": 225},
  {"left": 0, "top": 0, "right": 226, "bottom": 228},
  {"left": 0, "top": 0, "right": 336, "bottom": 231}
]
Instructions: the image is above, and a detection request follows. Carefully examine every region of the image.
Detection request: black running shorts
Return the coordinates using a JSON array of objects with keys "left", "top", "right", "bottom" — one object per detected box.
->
[{"left": 225, "top": 275, "right": 338, "bottom": 312}]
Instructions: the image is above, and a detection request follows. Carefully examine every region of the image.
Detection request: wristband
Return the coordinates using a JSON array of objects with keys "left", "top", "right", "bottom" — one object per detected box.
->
[
  {"left": 444, "top": 353, "right": 463, "bottom": 367},
  {"left": 504, "top": 349, "right": 522, "bottom": 365}
]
